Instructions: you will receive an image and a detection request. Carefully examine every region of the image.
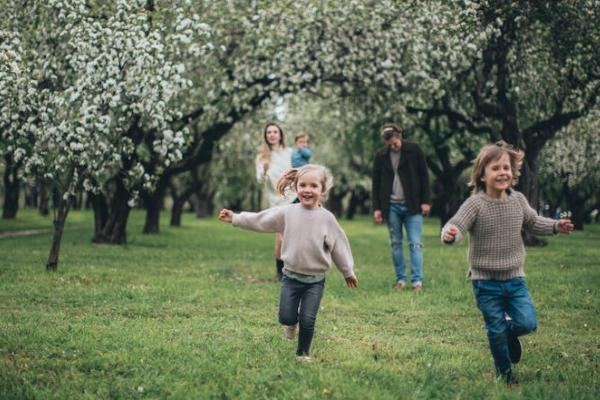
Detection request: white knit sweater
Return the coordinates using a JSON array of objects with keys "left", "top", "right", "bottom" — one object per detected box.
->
[{"left": 233, "top": 204, "right": 355, "bottom": 278}]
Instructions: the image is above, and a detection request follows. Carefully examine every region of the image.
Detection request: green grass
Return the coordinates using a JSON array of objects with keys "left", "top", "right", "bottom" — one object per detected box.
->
[{"left": 1, "top": 209, "right": 598, "bottom": 399}]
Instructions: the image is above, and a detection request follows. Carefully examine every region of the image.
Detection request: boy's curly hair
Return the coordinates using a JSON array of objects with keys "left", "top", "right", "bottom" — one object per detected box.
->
[{"left": 469, "top": 141, "right": 524, "bottom": 194}]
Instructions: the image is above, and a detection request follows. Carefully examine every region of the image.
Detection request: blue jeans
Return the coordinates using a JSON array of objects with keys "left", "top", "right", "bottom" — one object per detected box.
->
[
  {"left": 279, "top": 277, "right": 325, "bottom": 356},
  {"left": 472, "top": 278, "right": 537, "bottom": 372},
  {"left": 388, "top": 202, "right": 424, "bottom": 284}
]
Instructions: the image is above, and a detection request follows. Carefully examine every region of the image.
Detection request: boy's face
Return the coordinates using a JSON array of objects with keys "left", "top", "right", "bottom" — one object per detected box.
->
[
  {"left": 482, "top": 153, "right": 513, "bottom": 196},
  {"left": 295, "top": 137, "right": 309, "bottom": 148}
]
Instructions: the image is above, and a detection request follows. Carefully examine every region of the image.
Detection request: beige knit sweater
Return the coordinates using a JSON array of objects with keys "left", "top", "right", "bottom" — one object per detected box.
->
[
  {"left": 441, "top": 190, "right": 556, "bottom": 280},
  {"left": 233, "top": 204, "right": 355, "bottom": 278}
]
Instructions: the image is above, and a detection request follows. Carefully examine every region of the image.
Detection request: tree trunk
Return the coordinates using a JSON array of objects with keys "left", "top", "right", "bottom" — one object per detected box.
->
[
  {"left": 346, "top": 191, "right": 359, "bottom": 220},
  {"left": 143, "top": 181, "right": 166, "bottom": 234},
  {"left": 92, "top": 180, "right": 131, "bottom": 244},
  {"left": 193, "top": 179, "right": 215, "bottom": 218},
  {"left": 326, "top": 189, "right": 344, "bottom": 217},
  {"left": 90, "top": 192, "right": 109, "bottom": 239},
  {"left": 46, "top": 194, "right": 71, "bottom": 271},
  {"left": 72, "top": 192, "right": 83, "bottom": 210},
  {"left": 346, "top": 187, "right": 368, "bottom": 220},
  {"left": 52, "top": 187, "right": 60, "bottom": 210},
  {"left": 194, "top": 192, "right": 215, "bottom": 218},
  {"left": 517, "top": 155, "right": 546, "bottom": 246},
  {"left": 437, "top": 177, "right": 467, "bottom": 228},
  {"left": 567, "top": 198, "right": 586, "bottom": 231},
  {"left": 169, "top": 178, "right": 201, "bottom": 227},
  {"left": 2, "top": 155, "right": 20, "bottom": 219},
  {"left": 563, "top": 181, "right": 587, "bottom": 231},
  {"left": 38, "top": 178, "right": 49, "bottom": 216},
  {"left": 170, "top": 197, "right": 185, "bottom": 226},
  {"left": 25, "top": 183, "right": 38, "bottom": 208}
]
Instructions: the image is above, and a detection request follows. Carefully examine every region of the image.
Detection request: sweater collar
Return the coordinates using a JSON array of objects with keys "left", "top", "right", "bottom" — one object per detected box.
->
[{"left": 477, "top": 188, "right": 514, "bottom": 203}]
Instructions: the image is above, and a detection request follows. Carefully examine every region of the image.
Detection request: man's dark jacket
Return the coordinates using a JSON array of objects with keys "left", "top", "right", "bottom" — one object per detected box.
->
[{"left": 371, "top": 141, "right": 431, "bottom": 220}]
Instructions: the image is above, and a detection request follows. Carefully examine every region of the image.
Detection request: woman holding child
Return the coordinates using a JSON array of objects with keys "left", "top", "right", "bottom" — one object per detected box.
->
[{"left": 255, "top": 122, "right": 294, "bottom": 280}]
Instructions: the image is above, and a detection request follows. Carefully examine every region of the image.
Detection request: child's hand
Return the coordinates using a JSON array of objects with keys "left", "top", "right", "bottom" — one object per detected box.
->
[
  {"left": 443, "top": 226, "right": 458, "bottom": 243},
  {"left": 218, "top": 209, "right": 234, "bottom": 223},
  {"left": 345, "top": 275, "right": 358, "bottom": 288},
  {"left": 555, "top": 219, "right": 574, "bottom": 234},
  {"left": 373, "top": 210, "right": 383, "bottom": 225}
]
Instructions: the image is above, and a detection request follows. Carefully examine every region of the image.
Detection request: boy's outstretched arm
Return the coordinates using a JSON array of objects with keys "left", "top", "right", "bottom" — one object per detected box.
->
[
  {"left": 554, "top": 219, "right": 574, "bottom": 234},
  {"left": 345, "top": 275, "right": 358, "bottom": 288},
  {"left": 218, "top": 209, "right": 234, "bottom": 223},
  {"left": 441, "top": 224, "right": 461, "bottom": 244}
]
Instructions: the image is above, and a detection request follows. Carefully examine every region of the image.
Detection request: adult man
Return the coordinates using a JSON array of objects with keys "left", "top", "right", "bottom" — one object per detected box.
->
[{"left": 371, "top": 123, "right": 431, "bottom": 291}]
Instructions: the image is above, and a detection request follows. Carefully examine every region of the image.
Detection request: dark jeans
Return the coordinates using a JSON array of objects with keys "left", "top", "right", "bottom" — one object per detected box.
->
[
  {"left": 279, "top": 276, "right": 325, "bottom": 356},
  {"left": 472, "top": 278, "right": 537, "bottom": 372}
]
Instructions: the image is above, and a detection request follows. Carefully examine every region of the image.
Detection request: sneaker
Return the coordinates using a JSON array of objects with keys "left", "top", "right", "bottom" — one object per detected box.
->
[
  {"left": 295, "top": 355, "right": 313, "bottom": 363},
  {"left": 283, "top": 324, "right": 297, "bottom": 340},
  {"left": 497, "top": 368, "right": 519, "bottom": 388},
  {"left": 508, "top": 333, "right": 522, "bottom": 364},
  {"left": 412, "top": 282, "right": 423, "bottom": 293},
  {"left": 393, "top": 280, "right": 406, "bottom": 289}
]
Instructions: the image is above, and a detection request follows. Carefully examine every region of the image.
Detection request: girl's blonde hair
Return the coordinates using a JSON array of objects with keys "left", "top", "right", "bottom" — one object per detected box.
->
[
  {"left": 257, "top": 122, "right": 285, "bottom": 164},
  {"left": 276, "top": 164, "right": 334, "bottom": 201},
  {"left": 469, "top": 141, "right": 524, "bottom": 194}
]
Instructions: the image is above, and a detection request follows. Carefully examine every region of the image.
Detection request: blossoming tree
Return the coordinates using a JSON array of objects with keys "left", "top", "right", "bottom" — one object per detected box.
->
[
  {"left": 539, "top": 110, "right": 600, "bottom": 229},
  {"left": 1, "top": 0, "right": 207, "bottom": 269}
]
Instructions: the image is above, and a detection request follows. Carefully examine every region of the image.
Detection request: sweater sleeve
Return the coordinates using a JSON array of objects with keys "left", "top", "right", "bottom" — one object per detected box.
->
[
  {"left": 516, "top": 192, "right": 555, "bottom": 235},
  {"left": 441, "top": 195, "right": 479, "bottom": 244},
  {"left": 232, "top": 206, "right": 286, "bottom": 233},
  {"left": 299, "top": 147, "right": 313, "bottom": 160},
  {"left": 326, "top": 218, "right": 355, "bottom": 278}
]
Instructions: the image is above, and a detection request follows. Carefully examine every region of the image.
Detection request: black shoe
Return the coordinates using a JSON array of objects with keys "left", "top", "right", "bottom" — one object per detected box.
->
[
  {"left": 508, "top": 333, "right": 522, "bottom": 364},
  {"left": 497, "top": 368, "right": 519, "bottom": 387}
]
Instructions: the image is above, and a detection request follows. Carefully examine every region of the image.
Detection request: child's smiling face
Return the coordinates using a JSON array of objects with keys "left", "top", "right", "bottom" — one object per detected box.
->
[
  {"left": 482, "top": 152, "right": 513, "bottom": 198},
  {"left": 296, "top": 170, "right": 323, "bottom": 208},
  {"left": 295, "top": 136, "right": 309, "bottom": 149}
]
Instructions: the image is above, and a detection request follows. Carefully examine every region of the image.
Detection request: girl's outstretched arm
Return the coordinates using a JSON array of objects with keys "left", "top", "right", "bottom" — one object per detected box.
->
[
  {"left": 232, "top": 207, "right": 285, "bottom": 233},
  {"left": 218, "top": 209, "right": 234, "bottom": 223},
  {"left": 345, "top": 275, "right": 358, "bottom": 288}
]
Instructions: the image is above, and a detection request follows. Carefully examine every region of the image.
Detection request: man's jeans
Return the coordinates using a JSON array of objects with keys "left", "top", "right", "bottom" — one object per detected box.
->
[
  {"left": 279, "top": 277, "right": 325, "bottom": 356},
  {"left": 472, "top": 278, "right": 537, "bottom": 372},
  {"left": 388, "top": 202, "right": 424, "bottom": 284}
]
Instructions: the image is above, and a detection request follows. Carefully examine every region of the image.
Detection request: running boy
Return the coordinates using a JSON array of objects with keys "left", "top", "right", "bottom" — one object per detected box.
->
[{"left": 441, "top": 141, "right": 573, "bottom": 386}]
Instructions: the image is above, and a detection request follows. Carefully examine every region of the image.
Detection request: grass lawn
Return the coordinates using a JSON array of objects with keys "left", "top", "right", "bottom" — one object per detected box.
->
[{"left": 1, "top": 209, "right": 598, "bottom": 399}]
